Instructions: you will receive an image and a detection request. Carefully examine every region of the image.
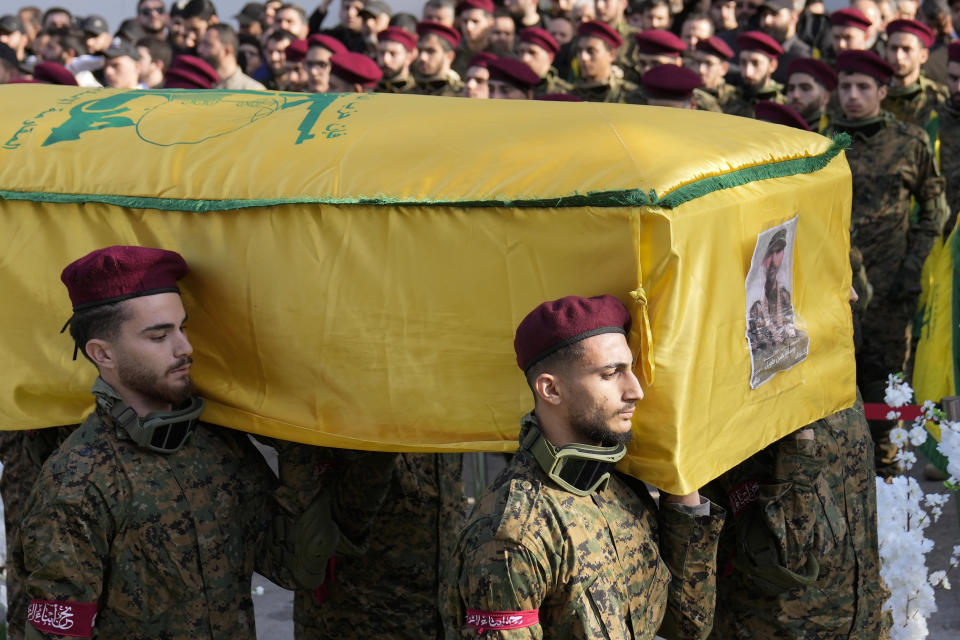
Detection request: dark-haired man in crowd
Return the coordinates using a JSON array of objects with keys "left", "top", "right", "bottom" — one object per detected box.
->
[
  {"left": 199, "top": 23, "right": 265, "bottom": 89},
  {"left": 375, "top": 26, "right": 419, "bottom": 92},
  {"left": 136, "top": 0, "right": 168, "bottom": 38},
  {"left": 784, "top": 57, "right": 836, "bottom": 130},
  {"left": 724, "top": 30, "right": 784, "bottom": 116},
  {"left": 571, "top": 20, "right": 637, "bottom": 101},
  {"left": 758, "top": 0, "right": 811, "bottom": 82},
  {"left": 414, "top": 21, "right": 464, "bottom": 95},
  {"left": 517, "top": 27, "right": 572, "bottom": 95}
]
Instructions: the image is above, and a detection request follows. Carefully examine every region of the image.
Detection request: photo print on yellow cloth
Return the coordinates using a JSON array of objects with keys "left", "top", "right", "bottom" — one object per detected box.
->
[{"left": 746, "top": 216, "right": 809, "bottom": 388}]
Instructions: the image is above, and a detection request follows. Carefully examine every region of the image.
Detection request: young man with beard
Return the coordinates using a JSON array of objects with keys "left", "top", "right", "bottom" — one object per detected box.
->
[
  {"left": 448, "top": 295, "right": 723, "bottom": 640},
  {"left": 757, "top": 0, "right": 811, "bottom": 82},
  {"left": 825, "top": 51, "right": 947, "bottom": 477},
  {"left": 689, "top": 36, "right": 737, "bottom": 110},
  {"left": 784, "top": 57, "right": 836, "bottom": 130},
  {"left": 414, "top": 21, "right": 464, "bottom": 96},
  {"left": 724, "top": 31, "right": 784, "bottom": 117},
  {"left": 453, "top": 0, "right": 496, "bottom": 75},
  {"left": 883, "top": 19, "right": 949, "bottom": 135},
  {"left": 14, "top": 246, "right": 396, "bottom": 640},
  {"left": 136, "top": 0, "right": 168, "bottom": 38},
  {"left": 198, "top": 23, "right": 266, "bottom": 90},
  {"left": 303, "top": 34, "right": 346, "bottom": 93},
  {"left": 375, "top": 26, "right": 419, "bottom": 93}
]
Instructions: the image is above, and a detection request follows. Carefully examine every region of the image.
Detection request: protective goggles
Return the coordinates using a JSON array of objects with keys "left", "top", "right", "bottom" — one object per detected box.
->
[
  {"left": 109, "top": 397, "right": 205, "bottom": 454},
  {"left": 523, "top": 428, "right": 626, "bottom": 497}
]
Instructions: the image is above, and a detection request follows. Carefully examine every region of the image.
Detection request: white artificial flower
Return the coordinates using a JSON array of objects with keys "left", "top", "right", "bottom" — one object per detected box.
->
[
  {"left": 895, "top": 450, "right": 918, "bottom": 471},
  {"left": 890, "top": 428, "right": 909, "bottom": 447},
  {"left": 887, "top": 410, "right": 902, "bottom": 420},
  {"left": 885, "top": 374, "right": 914, "bottom": 408},
  {"left": 910, "top": 426, "right": 930, "bottom": 447}
]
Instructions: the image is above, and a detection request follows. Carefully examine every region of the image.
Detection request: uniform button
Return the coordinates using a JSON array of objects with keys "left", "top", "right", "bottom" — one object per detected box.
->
[{"left": 521, "top": 481, "right": 532, "bottom": 491}]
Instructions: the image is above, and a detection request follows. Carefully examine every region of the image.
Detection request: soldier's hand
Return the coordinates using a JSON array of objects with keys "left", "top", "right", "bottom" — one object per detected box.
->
[{"left": 662, "top": 490, "right": 701, "bottom": 507}]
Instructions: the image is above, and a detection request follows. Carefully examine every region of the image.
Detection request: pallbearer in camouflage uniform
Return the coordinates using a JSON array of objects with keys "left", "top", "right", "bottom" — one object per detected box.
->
[
  {"left": 940, "top": 41, "right": 960, "bottom": 232},
  {"left": 516, "top": 28, "right": 573, "bottom": 97},
  {"left": 375, "top": 26, "right": 420, "bottom": 93},
  {"left": 724, "top": 31, "right": 785, "bottom": 118},
  {"left": 570, "top": 21, "right": 638, "bottom": 102},
  {"left": 825, "top": 51, "right": 947, "bottom": 476},
  {"left": 882, "top": 19, "right": 949, "bottom": 137},
  {"left": 706, "top": 388, "right": 889, "bottom": 639},
  {"left": 449, "top": 295, "right": 724, "bottom": 639},
  {"left": 290, "top": 449, "right": 467, "bottom": 639},
  {"left": 14, "top": 246, "right": 394, "bottom": 640},
  {"left": 0, "top": 426, "right": 77, "bottom": 640},
  {"left": 415, "top": 21, "right": 465, "bottom": 96}
]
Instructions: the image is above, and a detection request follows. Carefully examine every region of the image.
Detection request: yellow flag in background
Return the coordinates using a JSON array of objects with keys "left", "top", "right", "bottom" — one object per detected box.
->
[{"left": 0, "top": 86, "right": 855, "bottom": 493}]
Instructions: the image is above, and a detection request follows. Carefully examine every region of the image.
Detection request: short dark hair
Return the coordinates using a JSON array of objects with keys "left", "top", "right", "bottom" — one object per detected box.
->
[
  {"left": 137, "top": 36, "right": 172, "bottom": 68},
  {"left": 68, "top": 301, "right": 130, "bottom": 364},
  {"left": 389, "top": 12, "right": 419, "bottom": 32},
  {"left": 524, "top": 341, "right": 585, "bottom": 394},
  {"left": 54, "top": 32, "right": 88, "bottom": 57},
  {"left": 266, "top": 27, "right": 297, "bottom": 43},
  {"left": 207, "top": 22, "right": 239, "bottom": 52},
  {"left": 181, "top": 0, "right": 218, "bottom": 21},
  {"left": 279, "top": 3, "right": 308, "bottom": 21},
  {"left": 425, "top": 0, "right": 456, "bottom": 11}
]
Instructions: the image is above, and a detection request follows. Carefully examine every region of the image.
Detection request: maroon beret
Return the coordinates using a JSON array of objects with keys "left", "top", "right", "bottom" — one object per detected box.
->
[
  {"left": 489, "top": 57, "right": 540, "bottom": 89},
  {"left": 456, "top": 0, "right": 494, "bottom": 14},
  {"left": 886, "top": 19, "right": 935, "bottom": 48},
  {"left": 467, "top": 51, "right": 498, "bottom": 69},
  {"left": 379, "top": 26, "right": 418, "bottom": 51},
  {"left": 577, "top": 20, "right": 623, "bottom": 50},
  {"left": 519, "top": 27, "right": 560, "bottom": 58},
  {"left": 755, "top": 100, "right": 811, "bottom": 130},
  {"left": 695, "top": 35, "right": 734, "bottom": 60},
  {"left": 331, "top": 51, "right": 383, "bottom": 87},
  {"left": 950, "top": 41, "right": 960, "bottom": 62},
  {"left": 737, "top": 30, "right": 783, "bottom": 59},
  {"left": 785, "top": 57, "right": 837, "bottom": 91},
  {"left": 417, "top": 20, "right": 462, "bottom": 49},
  {"left": 61, "top": 246, "right": 188, "bottom": 311},
  {"left": 536, "top": 93, "right": 584, "bottom": 101},
  {"left": 308, "top": 33, "right": 348, "bottom": 55},
  {"left": 285, "top": 38, "right": 308, "bottom": 62},
  {"left": 642, "top": 64, "right": 701, "bottom": 99},
  {"left": 514, "top": 295, "right": 632, "bottom": 372},
  {"left": 829, "top": 8, "right": 872, "bottom": 31},
  {"left": 32, "top": 61, "right": 78, "bottom": 86},
  {"left": 836, "top": 49, "right": 893, "bottom": 84},
  {"left": 164, "top": 55, "right": 219, "bottom": 89},
  {"left": 634, "top": 29, "right": 687, "bottom": 56}
]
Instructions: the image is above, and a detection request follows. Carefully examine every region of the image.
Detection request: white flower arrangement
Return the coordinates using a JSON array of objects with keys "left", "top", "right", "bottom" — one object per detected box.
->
[{"left": 877, "top": 373, "right": 958, "bottom": 640}]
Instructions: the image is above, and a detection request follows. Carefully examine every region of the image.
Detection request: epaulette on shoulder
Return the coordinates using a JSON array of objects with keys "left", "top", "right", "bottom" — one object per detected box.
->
[{"left": 490, "top": 473, "right": 543, "bottom": 544}]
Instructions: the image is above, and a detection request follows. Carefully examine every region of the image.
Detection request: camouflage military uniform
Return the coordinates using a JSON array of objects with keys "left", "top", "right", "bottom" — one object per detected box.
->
[
  {"left": 12, "top": 378, "right": 381, "bottom": 640},
  {"left": 377, "top": 71, "right": 420, "bottom": 94},
  {"left": 415, "top": 69, "right": 465, "bottom": 97},
  {"left": 882, "top": 75, "right": 949, "bottom": 137},
  {"left": 533, "top": 68, "right": 573, "bottom": 98},
  {"left": 722, "top": 83, "right": 784, "bottom": 118},
  {"left": 703, "top": 83, "right": 739, "bottom": 113},
  {"left": 939, "top": 100, "right": 960, "bottom": 232},
  {"left": 0, "top": 426, "right": 77, "bottom": 640},
  {"left": 570, "top": 74, "right": 638, "bottom": 103},
  {"left": 705, "top": 394, "right": 889, "bottom": 639},
  {"left": 825, "top": 112, "right": 946, "bottom": 474},
  {"left": 447, "top": 413, "right": 724, "bottom": 639},
  {"left": 292, "top": 450, "right": 467, "bottom": 639}
]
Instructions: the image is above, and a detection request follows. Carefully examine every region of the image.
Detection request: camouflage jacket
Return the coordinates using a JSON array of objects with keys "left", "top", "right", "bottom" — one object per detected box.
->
[
  {"left": 415, "top": 69, "right": 465, "bottom": 97},
  {"left": 292, "top": 450, "right": 467, "bottom": 639},
  {"left": 939, "top": 101, "right": 960, "bottom": 233},
  {"left": 447, "top": 414, "right": 724, "bottom": 640},
  {"left": 569, "top": 74, "right": 638, "bottom": 103},
  {"left": 533, "top": 68, "right": 573, "bottom": 98},
  {"left": 825, "top": 112, "right": 946, "bottom": 301},
  {"left": 721, "top": 82, "right": 784, "bottom": 118},
  {"left": 705, "top": 394, "right": 888, "bottom": 639},
  {"left": 882, "top": 75, "right": 949, "bottom": 138},
  {"left": 14, "top": 382, "right": 344, "bottom": 640},
  {"left": 703, "top": 83, "right": 739, "bottom": 113}
]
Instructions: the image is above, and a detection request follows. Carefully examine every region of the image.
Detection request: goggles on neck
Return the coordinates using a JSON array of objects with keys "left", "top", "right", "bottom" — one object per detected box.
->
[
  {"left": 95, "top": 381, "right": 204, "bottom": 454},
  {"left": 521, "top": 426, "right": 626, "bottom": 497}
]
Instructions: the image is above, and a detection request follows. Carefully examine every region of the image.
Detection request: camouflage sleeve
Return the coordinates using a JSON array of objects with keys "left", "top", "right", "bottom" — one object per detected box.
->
[
  {"left": 904, "top": 136, "right": 948, "bottom": 290},
  {"left": 451, "top": 538, "right": 547, "bottom": 639},
  {"left": 657, "top": 504, "right": 725, "bottom": 640},
  {"left": 19, "top": 474, "right": 115, "bottom": 639}
]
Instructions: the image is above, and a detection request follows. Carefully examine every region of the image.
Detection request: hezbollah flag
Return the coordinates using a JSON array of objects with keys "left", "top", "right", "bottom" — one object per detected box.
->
[{"left": 0, "top": 86, "right": 855, "bottom": 493}]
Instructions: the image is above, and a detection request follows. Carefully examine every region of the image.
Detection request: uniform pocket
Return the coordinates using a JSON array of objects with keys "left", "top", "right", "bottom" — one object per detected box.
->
[{"left": 578, "top": 571, "right": 630, "bottom": 640}]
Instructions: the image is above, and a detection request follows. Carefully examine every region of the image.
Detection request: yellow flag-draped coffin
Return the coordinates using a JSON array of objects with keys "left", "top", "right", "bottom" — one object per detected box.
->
[{"left": 0, "top": 85, "right": 855, "bottom": 493}]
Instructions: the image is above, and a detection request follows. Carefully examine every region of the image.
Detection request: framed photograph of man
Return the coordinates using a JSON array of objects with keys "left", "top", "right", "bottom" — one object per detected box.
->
[{"left": 745, "top": 216, "right": 809, "bottom": 388}]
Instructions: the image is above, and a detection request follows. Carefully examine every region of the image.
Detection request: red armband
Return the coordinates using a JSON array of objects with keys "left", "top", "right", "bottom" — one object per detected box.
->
[
  {"left": 27, "top": 599, "right": 97, "bottom": 638},
  {"left": 728, "top": 480, "right": 761, "bottom": 518},
  {"left": 465, "top": 609, "right": 539, "bottom": 633}
]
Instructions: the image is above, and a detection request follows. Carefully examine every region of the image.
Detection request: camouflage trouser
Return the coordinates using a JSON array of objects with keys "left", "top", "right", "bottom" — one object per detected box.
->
[{"left": 856, "top": 298, "right": 913, "bottom": 478}]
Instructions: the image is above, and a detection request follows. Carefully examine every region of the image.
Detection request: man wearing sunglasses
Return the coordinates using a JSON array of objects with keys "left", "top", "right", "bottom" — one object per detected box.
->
[
  {"left": 14, "top": 246, "right": 394, "bottom": 640},
  {"left": 449, "top": 294, "right": 724, "bottom": 639},
  {"left": 136, "top": 0, "right": 169, "bottom": 37}
]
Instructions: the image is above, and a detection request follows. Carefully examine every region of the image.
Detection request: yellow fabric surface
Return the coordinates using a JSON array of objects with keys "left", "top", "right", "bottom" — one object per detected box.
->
[{"left": 0, "top": 86, "right": 855, "bottom": 492}]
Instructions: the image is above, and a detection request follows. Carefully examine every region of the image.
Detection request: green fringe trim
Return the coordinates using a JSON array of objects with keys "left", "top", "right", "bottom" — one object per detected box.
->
[{"left": 0, "top": 134, "right": 850, "bottom": 213}]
